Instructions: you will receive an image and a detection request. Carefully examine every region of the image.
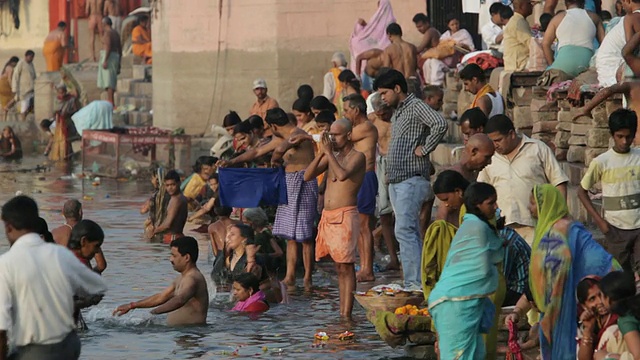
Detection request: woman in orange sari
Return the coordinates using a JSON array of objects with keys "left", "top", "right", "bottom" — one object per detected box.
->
[
  {"left": 49, "top": 84, "right": 80, "bottom": 161},
  {"left": 131, "top": 15, "right": 152, "bottom": 64},
  {"left": 0, "top": 56, "right": 18, "bottom": 120}
]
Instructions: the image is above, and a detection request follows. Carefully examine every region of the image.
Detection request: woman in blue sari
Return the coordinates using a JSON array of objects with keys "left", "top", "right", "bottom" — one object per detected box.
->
[{"left": 428, "top": 182, "right": 504, "bottom": 359}]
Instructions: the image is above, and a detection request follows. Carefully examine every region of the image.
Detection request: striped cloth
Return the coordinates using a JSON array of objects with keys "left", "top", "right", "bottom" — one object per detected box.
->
[
  {"left": 272, "top": 171, "right": 318, "bottom": 242},
  {"left": 500, "top": 227, "right": 531, "bottom": 296}
]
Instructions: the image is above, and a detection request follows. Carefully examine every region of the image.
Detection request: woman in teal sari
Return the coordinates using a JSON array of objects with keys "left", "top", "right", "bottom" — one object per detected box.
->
[
  {"left": 505, "top": 184, "right": 619, "bottom": 360},
  {"left": 428, "top": 182, "right": 504, "bottom": 359}
]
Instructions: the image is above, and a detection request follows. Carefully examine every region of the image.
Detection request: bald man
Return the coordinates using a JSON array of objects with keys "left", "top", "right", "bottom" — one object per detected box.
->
[{"left": 450, "top": 133, "right": 495, "bottom": 182}]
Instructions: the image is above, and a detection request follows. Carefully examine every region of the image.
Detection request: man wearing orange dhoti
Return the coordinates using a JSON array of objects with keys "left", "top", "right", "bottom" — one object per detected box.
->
[
  {"left": 43, "top": 22, "right": 68, "bottom": 72},
  {"left": 132, "top": 15, "right": 152, "bottom": 64}
]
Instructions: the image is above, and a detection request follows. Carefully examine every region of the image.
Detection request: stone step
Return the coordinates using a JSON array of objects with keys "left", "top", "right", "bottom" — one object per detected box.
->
[
  {"left": 117, "top": 78, "right": 134, "bottom": 94},
  {"left": 115, "top": 93, "right": 153, "bottom": 111},
  {"left": 132, "top": 65, "right": 152, "bottom": 80},
  {"left": 130, "top": 80, "right": 153, "bottom": 97},
  {"left": 119, "top": 67, "right": 133, "bottom": 79},
  {"left": 128, "top": 110, "right": 153, "bottom": 126}
]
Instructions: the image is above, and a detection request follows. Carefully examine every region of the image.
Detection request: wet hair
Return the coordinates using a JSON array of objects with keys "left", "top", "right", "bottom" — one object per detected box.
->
[
  {"left": 424, "top": 85, "right": 443, "bottom": 99},
  {"left": 232, "top": 223, "right": 255, "bottom": 242},
  {"left": 374, "top": 69, "right": 408, "bottom": 93},
  {"left": 213, "top": 198, "right": 232, "bottom": 217},
  {"left": 412, "top": 13, "right": 430, "bottom": 24},
  {"left": 407, "top": 77, "right": 424, "bottom": 100},
  {"left": 459, "top": 64, "right": 486, "bottom": 82},
  {"left": 292, "top": 98, "right": 311, "bottom": 114},
  {"left": 609, "top": 108, "right": 638, "bottom": 135},
  {"left": 286, "top": 112, "right": 296, "bottom": 125},
  {"left": 5, "top": 56, "right": 19, "bottom": 69},
  {"left": 68, "top": 219, "right": 104, "bottom": 250},
  {"left": 170, "top": 236, "right": 199, "bottom": 263},
  {"left": 1, "top": 195, "right": 39, "bottom": 232},
  {"left": 310, "top": 96, "right": 338, "bottom": 114},
  {"left": 247, "top": 115, "right": 264, "bottom": 131},
  {"left": 343, "top": 93, "right": 367, "bottom": 114},
  {"left": 433, "top": 170, "right": 470, "bottom": 195},
  {"left": 297, "top": 84, "right": 314, "bottom": 102},
  {"left": 58, "top": 21, "right": 67, "bottom": 28},
  {"left": 223, "top": 111, "right": 242, "bottom": 128},
  {"left": 233, "top": 120, "right": 253, "bottom": 136},
  {"left": 102, "top": 16, "right": 112, "bottom": 26},
  {"left": 459, "top": 108, "right": 489, "bottom": 129},
  {"left": 539, "top": 13, "right": 553, "bottom": 32},
  {"left": 266, "top": 108, "right": 290, "bottom": 126},
  {"left": 386, "top": 23, "right": 403, "bottom": 36},
  {"left": 165, "top": 170, "right": 181, "bottom": 184},
  {"left": 577, "top": 277, "right": 600, "bottom": 304},
  {"left": 500, "top": 6, "right": 514, "bottom": 19},
  {"left": 243, "top": 208, "right": 269, "bottom": 228},
  {"left": 315, "top": 110, "right": 336, "bottom": 125},
  {"left": 484, "top": 114, "right": 515, "bottom": 135},
  {"left": 40, "top": 119, "right": 53, "bottom": 130},
  {"left": 193, "top": 155, "right": 209, "bottom": 173},
  {"left": 36, "top": 217, "right": 54, "bottom": 243},
  {"left": 63, "top": 199, "right": 82, "bottom": 220},
  {"left": 234, "top": 272, "right": 261, "bottom": 293},
  {"left": 489, "top": 2, "right": 504, "bottom": 15},
  {"left": 25, "top": 50, "right": 34, "bottom": 57},
  {"left": 600, "top": 271, "right": 640, "bottom": 318},
  {"left": 601, "top": 10, "right": 612, "bottom": 22},
  {"left": 463, "top": 182, "right": 497, "bottom": 228},
  {"left": 338, "top": 70, "right": 361, "bottom": 94}
]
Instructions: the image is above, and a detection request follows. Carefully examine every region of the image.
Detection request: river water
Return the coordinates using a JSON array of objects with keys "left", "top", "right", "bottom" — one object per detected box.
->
[{"left": 0, "top": 158, "right": 408, "bottom": 360}]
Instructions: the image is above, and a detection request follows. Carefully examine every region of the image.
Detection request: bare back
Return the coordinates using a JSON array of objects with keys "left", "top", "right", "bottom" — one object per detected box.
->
[
  {"left": 351, "top": 119, "right": 378, "bottom": 172},
  {"left": 168, "top": 194, "right": 188, "bottom": 234},
  {"left": 86, "top": 0, "right": 103, "bottom": 16},
  {"left": 52, "top": 225, "right": 72, "bottom": 246},
  {"left": 166, "top": 268, "right": 209, "bottom": 326},
  {"left": 324, "top": 150, "right": 366, "bottom": 210},
  {"left": 103, "top": 0, "right": 120, "bottom": 16},
  {"left": 400, "top": 41, "right": 418, "bottom": 78},
  {"left": 283, "top": 128, "right": 316, "bottom": 172},
  {"left": 383, "top": 43, "right": 405, "bottom": 75},
  {"left": 103, "top": 27, "right": 122, "bottom": 53},
  {"left": 372, "top": 118, "right": 392, "bottom": 156},
  {"left": 365, "top": 51, "right": 384, "bottom": 77},
  {"left": 208, "top": 217, "right": 237, "bottom": 253},
  {"left": 45, "top": 29, "right": 64, "bottom": 43}
]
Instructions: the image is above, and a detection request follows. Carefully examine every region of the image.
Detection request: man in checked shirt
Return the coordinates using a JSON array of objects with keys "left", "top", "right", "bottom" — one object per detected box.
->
[{"left": 374, "top": 69, "right": 447, "bottom": 290}]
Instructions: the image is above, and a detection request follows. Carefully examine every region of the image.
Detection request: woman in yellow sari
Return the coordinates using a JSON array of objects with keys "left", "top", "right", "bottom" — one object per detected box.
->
[
  {"left": 49, "top": 84, "right": 80, "bottom": 161},
  {"left": 0, "top": 57, "right": 18, "bottom": 120}
]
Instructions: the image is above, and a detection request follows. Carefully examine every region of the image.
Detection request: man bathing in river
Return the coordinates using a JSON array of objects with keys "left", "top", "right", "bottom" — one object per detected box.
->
[
  {"left": 114, "top": 236, "right": 209, "bottom": 326},
  {"left": 53, "top": 199, "right": 107, "bottom": 273},
  {"left": 219, "top": 108, "right": 317, "bottom": 290},
  {"left": 151, "top": 170, "right": 188, "bottom": 244},
  {"left": 305, "top": 119, "right": 366, "bottom": 318}
]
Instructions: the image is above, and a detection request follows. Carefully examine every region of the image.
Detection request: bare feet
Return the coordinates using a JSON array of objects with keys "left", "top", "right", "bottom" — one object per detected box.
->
[
  {"left": 356, "top": 271, "right": 375, "bottom": 283},
  {"left": 303, "top": 278, "right": 313, "bottom": 291},
  {"left": 282, "top": 277, "right": 296, "bottom": 288}
]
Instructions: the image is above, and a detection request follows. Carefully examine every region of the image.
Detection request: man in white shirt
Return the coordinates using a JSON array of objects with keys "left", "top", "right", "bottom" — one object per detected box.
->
[
  {"left": 0, "top": 195, "right": 107, "bottom": 360},
  {"left": 482, "top": 3, "right": 511, "bottom": 50}
]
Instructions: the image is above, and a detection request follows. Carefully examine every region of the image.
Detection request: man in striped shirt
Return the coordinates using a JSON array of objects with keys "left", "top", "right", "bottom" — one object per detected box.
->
[{"left": 374, "top": 69, "right": 447, "bottom": 289}]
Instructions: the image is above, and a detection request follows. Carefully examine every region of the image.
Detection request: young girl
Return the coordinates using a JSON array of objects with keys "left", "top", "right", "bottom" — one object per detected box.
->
[
  {"left": 231, "top": 273, "right": 269, "bottom": 313},
  {"left": 599, "top": 271, "right": 640, "bottom": 359}
]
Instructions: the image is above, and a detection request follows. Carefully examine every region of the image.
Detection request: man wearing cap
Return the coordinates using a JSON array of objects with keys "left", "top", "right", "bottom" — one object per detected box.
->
[
  {"left": 249, "top": 78, "right": 279, "bottom": 124},
  {"left": 323, "top": 52, "right": 348, "bottom": 106}
]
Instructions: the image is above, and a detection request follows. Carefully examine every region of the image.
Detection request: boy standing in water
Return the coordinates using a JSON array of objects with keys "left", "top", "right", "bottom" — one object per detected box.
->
[{"left": 151, "top": 170, "right": 188, "bottom": 244}]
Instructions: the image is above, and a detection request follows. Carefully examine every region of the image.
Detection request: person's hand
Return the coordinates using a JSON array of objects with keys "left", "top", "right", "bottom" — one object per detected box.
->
[
  {"left": 573, "top": 108, "right": 591, "bottom": 121},
  {"left": 357, "top": 18, "right": 367, "bottom": 26},
  {"left": 504, "top": 311, "right": 520, "bottom": 326},
  {"left": 579, "top": 306, "right": 597, "bottom": 333},
  {"left": 187, "top": 216, "right": 194, "bottom": 223},
  {"left": 102, "top": 61, "right": 108, "bottom": 70},
  {"left": 216, "top": 159, "right": 231, "bottom": 168},
  {"left": 289, "top": 134, "right": 309, "bottom": 145},
  {"left": 113, "top": 302, "right": 134, "bottom": 316},
  {"left": 596, "top": 218, "right": 610, "bottom": 235},
  {"left": 320, "top": 132, "right": 333, "bottom": 155},
  {"left": 414, "top": 146, "right": 424, "bottom": 157}
]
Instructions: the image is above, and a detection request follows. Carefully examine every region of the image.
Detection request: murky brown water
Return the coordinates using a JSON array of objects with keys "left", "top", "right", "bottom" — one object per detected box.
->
[{"left": 0, "top": 158, "right": 409, "bottom": 360}]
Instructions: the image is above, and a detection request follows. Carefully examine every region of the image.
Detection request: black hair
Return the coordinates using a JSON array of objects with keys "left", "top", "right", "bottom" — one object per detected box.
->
[
  {"left": 102, "top": 16, "right": 113, "bottom": 26},
  {"left": 609, "top": 108, "right": 638, "bottom": 135},
  {"left": 213, "top": 198, "right": 232, "bottom": 217},
  {"left": 234, "top": 223, "right": 255, "bottom": 241},
  {"left": 193, "top": 155, "right": 209, "bottom": 173},
  {"left": 1, "top": 195, "right": 39, "bottom": 232},
  {"left": 292, "top": 98, "right": 311, "bottom": 114},
  {"left": 63, "top": 199, "right": 82, "bottom": 219},
  {"left": 170, "top": 236, "right": 199, "bottom": 263},
  {"left": 203, "top": 156, "right": 217, "bottom": 166},
  {"left": 540, "top": 13, "right": 553, "bottom": 32},
  {"left": 500, "top": 6, "right": 514, "bottom": 19},
  {"left": 209, "top": 173, "right": 219, "bottom": 182},
  {"left": 446, "top": 14, "right": 460, "bottom": 25},
  {"left": 600, "top": 271, "right": 640, "bottom": 318},
  {"left": 165, "top": 170, "right": 181, "bottom": 184},
  {"left": 463, "top": 182, "right": 497, "bottom": 229},
  {"left": 407, "top": 77, "right": 424, "bottom": 100},
  {"left": 247, "top": 115, "right": 264, "bottom": 131},
  {"left": 138, "top": 14, "right": 149, "bottom": 22},
  {"left": 36, "top": 217, "right": 54, "bottom": 243},
  {"left": 233, "top": 120, "right": 253, "bottom": 135},
  {"left": 57, "top": 21, "right": 67, "bottom": 28},
  {"left": 489, "top": 2, "right": 504, "bottom": 15},
  {"left": 424, "top": 85, "right": 443, "bottom": 99},
  {"left": 315, "top": 110, "right": 336, "bottom": 125},
  {"left": 265, "top": 108, "right": 290, "bottom": 127},
  {"left": 68, "top": 219, "right": 104, "bottom": 250},
  {"left": 565, "top": 0, "right": 586, "bottom": 6},
  {"left": 25, "top": 50, "right": 35, "bottom": 57},
  {"left": 5, "top": 57, "right": 19, "bottom": 69},
  {"left": 386, "top": 23, "right": 402, "bottom": 36},
  {"left": 40, "top": 119, "right": 53, "bottom": 130},
  {"left": 342, "top": 93, "right": 367, "bottom": 114},
  {"left": 577, "top": 277, "right": 600, "bottom": 304},
  {"left": 338, "top": 70, "right": 361, "bottom": 94},
  {"left": 297, "top": 84, "right": 314, "bottom": 102},
  {"left": 223, "top": 111, "right": 242, "bottom": 128},
  {"left": 233, "top": 272, "right": 261, "bottom": 293},
  {"left": 412, "top": 13, "right": 429, "bottom": 24},
  {"left": 310, "top": 96, "right": 338, "bottom": 114},
  {"left": 459, "top": 108, "right": 489, "bottom": 129},
  {"left": 601, "top": 10, "right": 612, "bottom": 22},
  {"left": 374, "top": 69, "right": 408, "bottom": 93},
  {"left": 459, "top": 63, "right": 486, "bottom": 82},
  {"left": 484, "top": 114, "right": 515, "bottom": 135},
  {"left": 433, "top": 170, "right": 470, "bottom": 195}
]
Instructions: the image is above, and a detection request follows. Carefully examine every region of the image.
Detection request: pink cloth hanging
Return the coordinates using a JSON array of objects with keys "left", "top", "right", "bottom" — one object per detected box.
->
[
  {"left": 348, "top": 0, "right": 396, "bottom": 72},
  {"left": 506, "top": 320, "right": 524, "bottom": 360}
]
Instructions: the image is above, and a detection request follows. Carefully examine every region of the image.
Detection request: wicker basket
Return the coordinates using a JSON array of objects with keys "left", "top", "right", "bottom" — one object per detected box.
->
[{"left": 354, "top": 293, "right": 425, "bottom": 312}]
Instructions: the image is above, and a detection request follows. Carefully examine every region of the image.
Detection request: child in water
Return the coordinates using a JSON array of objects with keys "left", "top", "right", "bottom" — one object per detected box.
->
[{"left": 231, "top": 273, "right": 269, "bottom": 313}]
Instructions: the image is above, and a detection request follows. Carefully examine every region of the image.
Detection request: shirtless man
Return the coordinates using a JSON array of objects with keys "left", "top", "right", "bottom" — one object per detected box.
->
[
  {"left": 219, "top": 107, "right": 317, "bottom": 290},
  {"left": 151, "top": 170, "right": 188, "bottom": 244},
  {"left": 52, "top": 199, "right": 107, "bottom": 273},
  {"left": 304, "top": 119, "right": 366, "bottom": 318},
  {"left": 103, "top": 0, "right": 122, "bottom": 34},
  {"left": 355, "top": 48, "right": 384, "bottom": 80},
  {"left": 413, "top": 13, "right": 440, "bottom": 53},
  {"left": 114, "top": 236, "right": 209, "bottom": 325},
  {"left": 342, "top": 93, "right": 379, "bottom": 282},
  {"left": 370, "top": 93, "right": 400, "bottom": 270},
  {"left": 383, "top": 23, "right": 418, "bottom": 79},
  {"left": 99, "top": 17, "right": 122, "bottom": 106},
  {"left": 86, "top": 0, "right": 104, "bottom": 61},
  {"left": 207, "top": 201, "right": 238, "bottom": 256}
]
